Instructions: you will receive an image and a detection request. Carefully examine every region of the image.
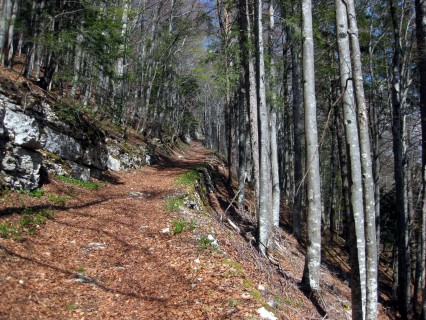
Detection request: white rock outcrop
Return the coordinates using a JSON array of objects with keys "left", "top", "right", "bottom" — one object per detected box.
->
[{"left": 0, "top": 92, "right": 148, "bottom": 190}]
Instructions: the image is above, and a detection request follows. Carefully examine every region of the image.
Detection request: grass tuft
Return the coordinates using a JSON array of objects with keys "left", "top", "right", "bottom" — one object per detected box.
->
[{"left": 57, "top": 176, "right": 101, "bottom": 190}]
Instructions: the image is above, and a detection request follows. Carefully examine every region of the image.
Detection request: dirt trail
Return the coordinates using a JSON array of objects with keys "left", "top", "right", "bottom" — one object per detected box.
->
[{"left": 0, "top": 142, "right": 273, "bottom": 320}]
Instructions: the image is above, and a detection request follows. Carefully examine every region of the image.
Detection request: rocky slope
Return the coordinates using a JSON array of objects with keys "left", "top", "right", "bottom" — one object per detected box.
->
[{"left": 0, "top": 77, "right": 153, "bottom": 191}]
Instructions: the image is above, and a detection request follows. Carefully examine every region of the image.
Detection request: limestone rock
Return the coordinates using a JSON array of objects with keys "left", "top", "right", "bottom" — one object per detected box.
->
[
  {"left": 1, "top": 143, "right": 43, "bottom": 190},
  {"left": 44, "top": 126, "right": 83, "bottom": 162},
  {"left": 66, "top": 160, "right": 90, "bottom": 181},
  {"left": 0, "top": 91, "right": 149, "bottom": 190},
  {"left": 3, "top": 107, "right": 44, "bottom": 149}
]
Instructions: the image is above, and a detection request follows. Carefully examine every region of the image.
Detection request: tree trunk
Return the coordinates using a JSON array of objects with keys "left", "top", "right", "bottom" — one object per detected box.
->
[
  {"left": 40, "top": 52, "right": 57, "bottom": 90},
  {"left": 238, "top": 81, "right": 247, "bottom": 205},
  {"left": 5, "top": 0, "right": 18, "bottom": 67},
  {"left": 335, "top": 0, "right": 367, "bottom": 318},
  {"left": 71, "top": 34, "right": 84, "bottom": 97},
  {"left": 334, "top": 104, "right": 351, "bottom": 245},
  {"left": 270, "top": 108, "right": 280, "bottom": 226},
  {"left": 269, "top": 0, "right": 280, "bottom": 227},
  {"left": 346, "top": 1, "right": 378, "bottom": 318},
  {"left": 255, "top": 0, "right": 272, "bottom": 254},
  {"left": 301, "top": 0, "right": 322, "bottom": 294},
  {"left": 0, "top": 0, "right": 12, "bottom": 64},
  {"left": 389, "top": 1, "right": 410, "bottom": 318},
  {"left": 290, "top": 5, "right": 303, "bottom": 239},
  {"left": 414, "top": 0, "right": 426, "bottom": 318},
  {"left": 240, "top": 0, "right": 260, "bottom": 208}
]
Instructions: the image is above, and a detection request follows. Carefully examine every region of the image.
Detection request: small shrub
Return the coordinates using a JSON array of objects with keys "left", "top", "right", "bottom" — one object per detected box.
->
[
  {"left": 189, "top": 218, "right": 197, "bottom": 230},
  {"left": 76, "top": 266, "right": 85, "bottom": 274},
  {"left": 170, "top": 219, "right": 187, "bottom": 235},
  {"left": 57, "top": 176, "right": 101, "bottom": 190},
  {"left": 199, "top": 235, "right": 215, "bottom": 250}
]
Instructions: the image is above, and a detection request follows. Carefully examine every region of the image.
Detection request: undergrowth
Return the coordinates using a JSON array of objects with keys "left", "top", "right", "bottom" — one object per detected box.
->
[
  {"left": 169, "top": 218, "right": 196, "bottom": 235},
  {"left": 18, "top": 188, "right": 45, "bottom": 198},
  {"left": 0, "top": 208, "right": 55, "bottom": 239},
  {"left": 165, "top": 196, "right": 184, "bottom": 213},
  {"left": 57, "top": 176, "right": 101, "bottom": 190},
  {"left": 176, "top": 169, "right": 200, "bottom": 186},
  {"left": 48, "top": 193, "right": 67, "bottom": 206}
]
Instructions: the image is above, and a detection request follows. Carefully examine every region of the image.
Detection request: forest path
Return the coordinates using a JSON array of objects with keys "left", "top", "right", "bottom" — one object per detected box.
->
[{"left": 0, "top": 142, "right": 269, "bottom": 319}]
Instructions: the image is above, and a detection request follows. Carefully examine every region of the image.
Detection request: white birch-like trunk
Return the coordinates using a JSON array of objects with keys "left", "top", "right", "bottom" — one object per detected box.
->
[
  {"left": 71, "top": 34, "right": 84, "bottom": 97},
  {"left": 301, "top": 0, "right": 322, "bottom": 293},
  {"left": 414, "top": 0, "right": 426, "bottom": 317},
  {"left": 237, "top": 84, "right": 247, "bottom": 205},
  {"left": 335, "top": 0, "right": 367, "bottom": 318},
  {"left": 0, "top": 0, "right": 12, "bottom": 64},
  {"left": 346, "top": 1, "right": 378, "bottom": 318},
  {"left": 255, "top": 0, "right": 272, "bottom": 254},
  {"left": 269, "top": 0, "right": 280, "bottom": 227},
  {"left": 5, "top": 0, "right": 18, "bottom": 66},
  {"left": 241, "top": 0, "right": 260, "bottom": 207}
]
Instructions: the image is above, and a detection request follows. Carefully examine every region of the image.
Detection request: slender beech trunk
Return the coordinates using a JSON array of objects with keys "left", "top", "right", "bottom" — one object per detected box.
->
[
  {"left": 255, "top": 0, "right": 272, "bottom": 254},
  {"left": 328, "top": 101, "right": 337, "bottom": 242},
  {"left": 335, "top": 0, "right": 367, "bottom": 318},
  {"left": 301, "top": 0, "right": 322, "bottom": 294},
  {"left": 71, "top": 34, "right": 84, "bottom": 97},
  {"left": 335, "top": 103, "right": 351, "bottom": 244},
  {"left": 290, "top": 6, "right": 303, "bottom": 239},
  {"left": 216, "top": 0, "right": 232, "bottom": 184},
  {"left": 415, "top": 0, "right": 426, "bottom": 318},
  {"left": 0, "top": 0, "right": 12, "bottom": 64},
  {"left": 238, "top": 81, "right": 247, "bottom": 205},
  {"left": 269, "top": 0, "right": 280, "bottom": 227},
  {"left": 242, "top": 0, "right": 260, "bottom": 207},
  {"left": 270, "top": 108, "right": 280, "bottom": 226},
  {"left": 5, "top": 0, "right": 18, "bottom": 66},
  {"left": 389, "top": 1, "right": 410, "bottom": 318},
  {"left": 346, "top": 1, "right": 378, "bottom": 318},
  {"left": 368, "top": 28, "right": 381, "bottom": 255}
]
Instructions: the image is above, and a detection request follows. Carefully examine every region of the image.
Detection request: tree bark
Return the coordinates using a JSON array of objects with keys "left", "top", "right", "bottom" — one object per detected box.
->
[
  {"left": 335, "top": 0, "right": 367, "bottom": 318},
  {"left": 346, "top": 1, "right": 378, "bottom": 318},
  {"left": 269, "top": 0, "right": 280, "bottom": 227},
  {"left": 4, "top": 0, "right": 18, "bottom": 67},
  {"left": 415, "top": 0, "right": 426, "bottom": 318},
  {"left": 290, "top": 4, "right": 303, "bottom": 239},
  {"left": 255, "top": 0, "right": 272, "bottom": 254},
  {"left": 389, "top": 1, "right": 410, "bottom": 318},
  {"left": 238, "top": 81, "right": 247, "bottom": 205},
  {"left": 0, "top": 0, "right": 12, "bottom": 64},
  {"left": 301, "top": 0, "right": 322, "bottom": 294}
]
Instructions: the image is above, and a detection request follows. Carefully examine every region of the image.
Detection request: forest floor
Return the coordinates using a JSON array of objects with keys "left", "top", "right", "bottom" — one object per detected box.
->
[{"left": 0, "top": 141, "right": 394, "bottom": 319}]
